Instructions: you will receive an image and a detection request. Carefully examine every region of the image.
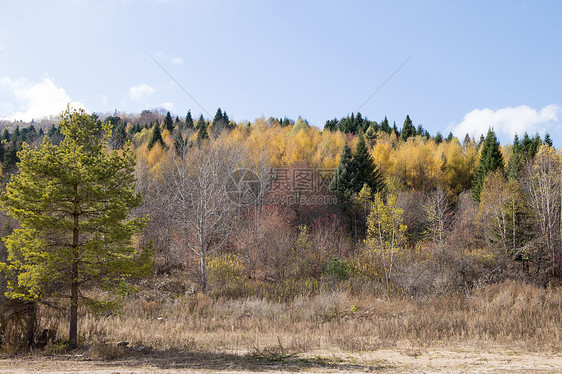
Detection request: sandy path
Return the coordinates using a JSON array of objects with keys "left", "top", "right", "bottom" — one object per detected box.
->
[{"left": 1, "top": 348, "right": 560, "bottom": 373}]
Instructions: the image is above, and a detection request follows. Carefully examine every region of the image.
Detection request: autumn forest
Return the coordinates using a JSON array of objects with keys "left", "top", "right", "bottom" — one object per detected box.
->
[{"left": 0, "top": 107, "right": 560, "bottom": 363}]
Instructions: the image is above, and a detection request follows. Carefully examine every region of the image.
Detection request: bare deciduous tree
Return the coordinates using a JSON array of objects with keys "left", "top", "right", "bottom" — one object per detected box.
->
[
  {"left": 424, "top": 187, "right": 451, "bottom": 246},
  {"left": 165, "top": 139, "right": 246, "bottom": 293},
  {"left": 523, "top": 145, "right": 561, "bottom": 275}
]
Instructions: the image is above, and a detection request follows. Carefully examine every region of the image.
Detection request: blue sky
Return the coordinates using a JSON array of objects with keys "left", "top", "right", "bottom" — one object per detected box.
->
[{"left": 1, "top": 0, "right": 561, "bottom": 145}]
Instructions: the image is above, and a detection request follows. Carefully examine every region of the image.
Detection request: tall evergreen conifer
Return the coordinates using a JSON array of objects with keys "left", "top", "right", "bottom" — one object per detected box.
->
[
  {"left": 148, "top": 123, "right": 165, "bottom": 150},
  {"left": 329, "top": 142, "right": 355, "bottom": 201},
  {"left": 351, "top": 131, "right": 384, "bottom": 194},
  {"left": 196, "top": 115, "right": 209, "bottom": 143},
  {"left": 399, "top": 115, "right": 415, "bottom": 141},
  {"left": 472, "top": 129, "right": 504, "bottom": 202},
  {"left": 164, "top": 111, "right": 174, "bottom": 132},
  {"left": 185, "top": 110, "right": 194, "bottom": 129},
  {"left": 0, "top": 108, "right": 152, "bottom": 349}
]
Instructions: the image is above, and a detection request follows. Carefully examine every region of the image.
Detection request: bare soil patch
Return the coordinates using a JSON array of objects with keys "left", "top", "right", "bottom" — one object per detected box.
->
[{"left": 1, "top": 346, "right": 560, "bottom": 373}]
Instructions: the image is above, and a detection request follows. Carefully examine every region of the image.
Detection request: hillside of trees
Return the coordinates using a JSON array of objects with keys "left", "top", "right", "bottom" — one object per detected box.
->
[{"left": 0, "top": 107, "right": 560, "bottom": 352}]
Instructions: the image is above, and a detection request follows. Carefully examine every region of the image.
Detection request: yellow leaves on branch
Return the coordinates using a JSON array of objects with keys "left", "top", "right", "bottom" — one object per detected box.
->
[
  {"left": 371, "top": 134, "right": 395, "bottom": 176},
  {"left": 282, "top": 126, "right": 320, "bottom": 166},
  {"left": 137, "top": 142, "right": 170, "bottom": 180},
  {"left": 392, "top": 138, "right": 442, "bottom": 190},
  {"left": 161, "top": 128, "right": 174, "bottom": 149},
  {"left": 440, "top": 140, "right": 478, "bottom": 199},
  {"left": 366, "top": 192, "right": 407, "bottom": 284},
  {"left": 207, "top": 252, "right": 245, "bottom": 289},
  {"left": 312, "top": 130, "right": 346, "bottom": 169}
]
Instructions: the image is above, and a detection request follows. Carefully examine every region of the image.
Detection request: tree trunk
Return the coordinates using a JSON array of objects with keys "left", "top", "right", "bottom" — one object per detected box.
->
[
  {"left": 200, "top": 254, "right": 207, "bottom": 294},
  {"left": 25, "top": 302, "right": 36, "bottom": 348},
  {"left": 353, "top": 213, "right": 358, "bottom": 244},
  {"left": 512, "top": 198, "right": 516, "bottom": 253},
  {"left": 69, "top": 185, "right": 79, "bottom": 350},
  {"left": 69, "top": 262, "right": 78, "bottom": 349}
]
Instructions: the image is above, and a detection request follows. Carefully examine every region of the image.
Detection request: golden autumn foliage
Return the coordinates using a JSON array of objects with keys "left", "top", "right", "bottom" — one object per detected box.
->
[
  {"left": 311, "top": 130, "right": 347, "bottom": 169},
  {"left": 136, "top": 141, "right": 170, "bottom": 181},
  {"left": 391, "top": 137, "right": 442, "bottom": 191},
  {"left": 439, "top": 140, "right": 478, "bottom": 199},
  {"left": 282, "top": 125, "right": 321, "bottom": 166},
  {"left": 131, "top": 119, "right": 482, "bottom": 199},
  {"left": 207, "top": 252, "right": 245, "bottom": 290},
  {"left": 371, "top": 133, "right": 396, "bottom": 176}
]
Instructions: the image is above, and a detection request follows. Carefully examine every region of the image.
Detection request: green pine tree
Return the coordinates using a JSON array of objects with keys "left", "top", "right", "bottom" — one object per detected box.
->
[
  {"left": 196, "top": 115, "right": 209, "bottom": 143},
  {"left": 213, "top": 108, "right": 223, "bottom": 125},
  {"left": 351, "top": 131, "right": 384, "bottom": 194},
  {"left": 2, "top": 129, "right": 10, "bottom": 142},
  {"left": 544, "top": 133, "right": 553, "bottom": 147},
  {"left": 329, "top": 142, "right": 355, "bottom": 202},
  {"left": 110, "top": 121, "right": 128, "bottom": 150},
  {"left": 211, "top": 108, "right": 231, "bottom": 136},
  {"left": 521, "top": 133, "right": 534, "bottom": 157},
  {"left": 507, "top": 134, "right": 521, "bottom": 179},
  {"left": 222, "top": 110, "right": 230, "bottom": 125},
  {"left": 147, "top": 123, "right": 165, "bottom": 150},
  {"left": 399, "top": 115, "right": 415, "bottom": 142},
  {"left": 507, "top": 132, "right": 541, "bottom": 179},
  {"left": 472, "top": 129, "right": 504, "bottom": 202},
  {"left": 195, "top": 114, "right": 206, "bottom": 130},
  {"left": 531, "top": 133, "right": 542, "bottom": 154},
  {"left": 185, "top": 110, "right": 194, "bottom": 129},
  {"left": 0, "top": 107, "right": 152, "bottom": 349},
  {"left": 164, "top": 111, "right": 174, "bottom": 132},
  {"left": 380, "top": 116, "right": 391, "bottom": 134},
  {"left": 1, "top": 147, "right": 19, "bottom": 178}
]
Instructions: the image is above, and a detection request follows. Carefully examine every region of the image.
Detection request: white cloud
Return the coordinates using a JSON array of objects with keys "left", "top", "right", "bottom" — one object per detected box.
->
[
  {"left": 152, "top": 51, "right": 184, "bottom": 65},
  {"left": 450, "top": 105, "right": 560, "bottom": 140},
  {"left": 0, "top": 76, "right": 86, "bottom": 121},
  {"left": 161, "top": 102, "right": 175, "bottom": 111},
  {"left": 128, "top": 83, "right": 155, "bottom": 100}
]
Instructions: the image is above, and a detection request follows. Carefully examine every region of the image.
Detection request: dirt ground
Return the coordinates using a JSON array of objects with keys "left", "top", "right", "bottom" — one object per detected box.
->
[{"left": 1, "top": 346, "right": 561, "bottom": 374}]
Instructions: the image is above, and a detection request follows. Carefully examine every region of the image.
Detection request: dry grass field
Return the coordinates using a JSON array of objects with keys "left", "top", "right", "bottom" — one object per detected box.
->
[{"left": 1, "top": 280, "right": 560, "bottom": 373}]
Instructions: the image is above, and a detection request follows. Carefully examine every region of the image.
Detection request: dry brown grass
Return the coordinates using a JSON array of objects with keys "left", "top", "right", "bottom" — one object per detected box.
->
[{"left": 38, "top": 280, "right": 561, "bottom": 355}]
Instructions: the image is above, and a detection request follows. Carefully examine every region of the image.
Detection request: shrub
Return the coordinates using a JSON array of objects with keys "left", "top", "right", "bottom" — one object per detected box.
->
[
  {"left": 207, "top": 253, "right": 245, "bottom": 291},
  {"left": 324, "top": 257, "right": 350, "bottom": 281}
]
